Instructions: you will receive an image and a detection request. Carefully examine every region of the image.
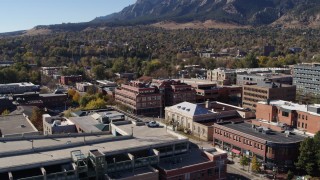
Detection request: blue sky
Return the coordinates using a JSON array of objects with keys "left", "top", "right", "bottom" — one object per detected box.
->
[{"left": 0, "top": 0, "right": 136, "bottom": 33}]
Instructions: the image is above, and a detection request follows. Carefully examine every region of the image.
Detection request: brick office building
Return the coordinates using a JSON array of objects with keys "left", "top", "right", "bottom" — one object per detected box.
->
[
  {"left": 213, "top": 121, "right": 305, "bottom": 169},
  {"left": 115, "top": 81, "right": 162, "bottom": 116},
  {"left": 165, "top": 101, "right": 255, "bottom": 141},
  {"left": 60, "top": 75, "right": 83, "bottom": 85},
  {"left": 256, "top": 100, "right": 320, "bottom": 135},
  {"left": 152, "top": 79, "right": 196, "bottom": 106},
  {"left": 242, "top": 82, "right": 296, "bottom": 111},
  {"left": 157, "top": 148, "right": 227, "bottom": 180},
  {"left": 115, "top": 80, "right": 198, "bottom": 117}
]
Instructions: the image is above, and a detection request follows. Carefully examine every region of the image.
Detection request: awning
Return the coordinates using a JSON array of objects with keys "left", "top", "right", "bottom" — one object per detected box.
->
[{"left": 231, "top": 149, "right": 241, "bottom": 154}]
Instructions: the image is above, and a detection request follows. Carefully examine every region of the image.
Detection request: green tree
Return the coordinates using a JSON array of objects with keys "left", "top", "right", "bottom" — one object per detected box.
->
[
  {"left": 245, "top": 53, "right": 259, "bottom": 68},
  {"left": 1, "top": 109, "right": 10, "bottom": 116},
  {"left": 287, "top": 170, "right": 294, "bottom": 180},
  {"left": 251, "top": 155, "right": 261, "bottom": 173},
  {"left": 240, "top": 156, "right": 250, "bottom": 170},
  {"left": 30, "top": 107, "right": 44, "bottom": 131},
  {"left": 314, "top": 132, "right": 320, "bottom": 172},
  {"left": 296, "top": 137, "right": 316, "bottom": 175},
  {"left": 92, "top": 65, "right": 105, "bottom": 79},
  {"left": 79, "top": 95, "right": 95, "bottom": 107}
]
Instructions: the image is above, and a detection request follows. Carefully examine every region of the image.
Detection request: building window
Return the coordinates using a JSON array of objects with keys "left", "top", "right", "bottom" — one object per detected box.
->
[
  {"left": 282, "top": 111, "right": 289, "bottom": 117},
  {"left": 302, "top": 115, "right": 305, "bottom": 120},
  {"left": 305, "top": 124, "right": 308, "bottom": 129},
  {"left": 306, "top": 116, "right": 308, "bottom": 120},
  {"left": 298, "top": 122, "right": 300, "bottom": 127},
  {"left": 207, "top": 169, "right": 213, "bottom": 176},
  {"left": 302, "top": 123, "right": 304, "bottom": 128},
  {"left": 298, "top": 114, "right": 301, "bottom": 119}
]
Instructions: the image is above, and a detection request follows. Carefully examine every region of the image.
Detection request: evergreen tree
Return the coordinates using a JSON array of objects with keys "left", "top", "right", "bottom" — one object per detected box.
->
[
  {"left": 314, "top": 132, "right": 320, "bottom": 172},
  {"left": 296, "top": 137, "right": 316, "bottom": 175}
]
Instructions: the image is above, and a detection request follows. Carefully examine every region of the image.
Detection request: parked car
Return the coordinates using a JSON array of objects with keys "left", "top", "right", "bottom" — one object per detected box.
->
[{"left": 147, "top": 121, "right": 159, "bottom": 127}]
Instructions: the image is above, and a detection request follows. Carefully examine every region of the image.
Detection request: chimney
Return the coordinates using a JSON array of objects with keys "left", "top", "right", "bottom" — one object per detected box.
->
[{"left": 205, "top": 100, "right": 211, "bottom": 109}]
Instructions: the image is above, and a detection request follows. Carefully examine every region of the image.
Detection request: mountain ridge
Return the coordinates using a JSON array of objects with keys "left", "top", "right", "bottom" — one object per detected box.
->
[{"left": 94, "top": 0, "right": 320, "bottom": 27}]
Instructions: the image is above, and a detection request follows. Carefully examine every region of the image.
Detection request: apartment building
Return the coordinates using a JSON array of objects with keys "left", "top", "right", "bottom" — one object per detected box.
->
[
  {"left": 115, "top": 81, "right": 162, "bottom": 116},
  {"left": 60, "top": 75, "right": 83, "bottom": 85},
  {"left": 152, "top": 79, "right": 196, "bottom": 106},
  {"left": 0, "top": 82, "right": 40, "bottom": 94},
  {"left": 256, "top": 100, "right": 320, "bottom": 135},
  {"left": 207, "top": 67, "right": 292, "bottom": 86},
  {"left": 213, "top": 121, "right": 305, "bottom": 170},
  {"left": 242, "top": 82, "right": 296, "bottom": 111},
  {"left": 207, "top": 68, "right": 236, "bottom": 85},
  {"left": 293, "top": 63, "right": 320, "bottom": 95}
]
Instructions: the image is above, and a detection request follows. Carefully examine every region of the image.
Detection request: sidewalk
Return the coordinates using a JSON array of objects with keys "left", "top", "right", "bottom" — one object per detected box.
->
[{"left": 228, "top": 156, "right": 268, "bottom": 180}]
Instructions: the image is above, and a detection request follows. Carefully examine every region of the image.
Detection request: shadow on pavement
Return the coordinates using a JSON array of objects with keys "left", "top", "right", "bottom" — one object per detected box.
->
[{"left": 227, "top": 173, "right": 250, "bottom": 180}]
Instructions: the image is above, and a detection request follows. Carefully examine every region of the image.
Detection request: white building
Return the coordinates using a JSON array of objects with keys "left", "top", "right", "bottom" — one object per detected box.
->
[{"left": 0, "top": 82, "right": 40, "bottom": 94}]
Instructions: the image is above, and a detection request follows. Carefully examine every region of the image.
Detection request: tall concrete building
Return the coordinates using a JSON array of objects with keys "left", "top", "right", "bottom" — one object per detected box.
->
[
  {"left": 293, "top": 63, "right": 320, "bottom": 95},
  {"left": 242, "top": 82, "right": 296, "bottom": 111}
]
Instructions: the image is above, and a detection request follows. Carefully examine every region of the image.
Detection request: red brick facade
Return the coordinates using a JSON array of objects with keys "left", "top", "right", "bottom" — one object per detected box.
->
[
  {"left": 212, "top": 122, "right": 302, "bottom": 169},
  {"left": 256, "top": 102, "right": 320, "bottom": 134},
  {"left": 115, "top": 81, "right": 162, "bottom": 116},
  {"left": 158, "top": 151, "right": 227, "bottom": 180},
  {"left": 60, "top": 75, "right": 83, "bottom": 85}
]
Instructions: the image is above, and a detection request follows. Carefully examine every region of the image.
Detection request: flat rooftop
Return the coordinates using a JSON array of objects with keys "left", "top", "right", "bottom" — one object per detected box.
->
[
  {"left": 69, "top": 116, "right": 102, "bottom": 133},
  {"left": 259, "top": 100, "right": 320, "bottom": 117},
  {"left": 0, "top": 114, "right": 37, "bottom": 136},
  {"left": 0, "top": 124, "right": 187, "bottom": 173},
  {"left": 115, "top": 123, "right": 183, "bottom": 142},
  {"left": 158, "top": 148, "right": 210, "bottom": 171},
  {"left": 39, "top": 94, "right": 67, "bottom": 97},
  {"left": 176, "top": 78, "right": 215, "bottom": 85},
  {"left": 0, "top": 82, "right": 37, "bottom": 87},
  {"left": 217, "top": 122, "right": 306, "bottom": 143}
]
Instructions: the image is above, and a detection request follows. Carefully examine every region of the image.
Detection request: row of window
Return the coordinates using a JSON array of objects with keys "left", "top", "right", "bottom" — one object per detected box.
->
[
  {"left": 298, "top": 122, "right": 308, "bottom": 129},
  {"left": 136, "top": 102, "right": 160, "bottom": 108},
  {"left": 214, "top": 129, "right": 264, "bottom": 150},
  {"left": 298, "top": 114, "right": 308, "bottom": 120},
  {"left": 137, "top": 96, "right": 161, "bottom": 102},
  {"left": 244, "top": 87, "right": 268, "bottom": 94}
]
